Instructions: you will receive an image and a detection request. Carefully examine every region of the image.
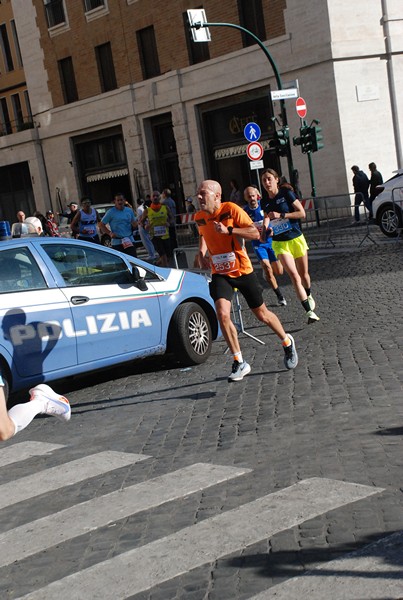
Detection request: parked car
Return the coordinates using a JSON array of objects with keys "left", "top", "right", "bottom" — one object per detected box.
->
[
  {"left": 372, "top": 169, "right": 403, "bottom": 237},
  {"left": 0, "top": 237, "right": 219, "bottom": 398}
]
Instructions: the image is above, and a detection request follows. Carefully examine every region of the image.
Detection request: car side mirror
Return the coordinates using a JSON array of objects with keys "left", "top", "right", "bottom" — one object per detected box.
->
[{"left": 132, "top": 266, "right": 147, "bottom": 291}]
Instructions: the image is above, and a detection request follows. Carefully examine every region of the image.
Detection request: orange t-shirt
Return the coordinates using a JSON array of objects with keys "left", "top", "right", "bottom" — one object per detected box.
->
[{"left": 195, "top": 202, "right": 253, "bottom": 277}]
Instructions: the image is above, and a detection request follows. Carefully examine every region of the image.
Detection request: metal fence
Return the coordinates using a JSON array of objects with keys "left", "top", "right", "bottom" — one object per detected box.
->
[{"left": 300, "top": 192, "right": 378, "bottom": 248}]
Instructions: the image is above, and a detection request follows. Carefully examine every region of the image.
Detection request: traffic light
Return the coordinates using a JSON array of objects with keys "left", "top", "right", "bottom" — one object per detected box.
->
[
  {"left": 293, "top": 123, "right": 324, "bottom": 154},
  {"left": 311, "top": 123, "right": 324, "bottom": 152},
  {"left": 269, "top": 126, "right": 289, "bottom": 157}
]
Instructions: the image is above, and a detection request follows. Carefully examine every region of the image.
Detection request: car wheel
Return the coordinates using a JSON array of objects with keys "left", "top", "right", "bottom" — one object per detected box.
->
[
  {"left": 168, "top": 302, "right": 212, "bottom": 365},
  {"left": 101, "top": 234, "right": 112, "bottom": 247},
  {"left": 378, "top": 204, "right": 402, "bottom": 237}
]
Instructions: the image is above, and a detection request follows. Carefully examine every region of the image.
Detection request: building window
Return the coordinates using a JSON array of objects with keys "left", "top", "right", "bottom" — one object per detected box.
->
[
  {"left": 95, "top": 42, "right": 117, "bottom": 92},
  {"left": 84, "top": 0, "right": 105, "bottom": 10},
  {"left": 136, "top": 26, "right": 160, "bottom": 80},
  {"left": 238, "top": 0, "right": 266, "bottom": 47},
  {"left": 24, "top": 91, "right": 33, "bottom": 122},
  {"left": 183, "top": 10, "right": 210, "bottom": 65},
  {"left": 44, "top": 0, "right": 66, "bottom": 28},
  {"left": 78, "top": 135, "right": 126, "bottom": 172},
  {"left": 58, "top": 56, "right": 78, "bottom": 104},
  {"left": 11, "top": 94, "right": 24, "bottom": 130},
  {"left": 0, "top": 98, "right": 12, "bottom": 135},
  {"left": 0, "top": 24, "right": 14, "bottom": 72},
  {"left": 10, "top": 20, "right": 23, "bottom": 68}
]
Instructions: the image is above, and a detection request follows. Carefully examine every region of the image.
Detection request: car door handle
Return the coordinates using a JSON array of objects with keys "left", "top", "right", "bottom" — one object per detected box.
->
[{"left": 70, "top": 296, "right": 89, "bottom": 305}]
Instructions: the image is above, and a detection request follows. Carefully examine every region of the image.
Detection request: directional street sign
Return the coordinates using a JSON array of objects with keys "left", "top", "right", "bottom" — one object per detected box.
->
[
  {"left": 296, "top": 96, "right": 307, "bottom": 119},
  {"left": 271, "top": 88, "right": 298, "bottom": 101},
  {"left": 243, "top": 122, "right": 261, "bottom": 142},
  {"left": 250, "top": 160, "right": 264, "bottom": 170},
  {"left": 246, "top": 142, "right": 264, "bottom": 161}
]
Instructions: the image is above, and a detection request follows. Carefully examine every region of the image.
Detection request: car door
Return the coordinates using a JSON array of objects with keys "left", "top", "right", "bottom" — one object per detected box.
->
[
  {"left": 0, "top": 244, "right": 77, "bottom": 382},
  {"left": 39, "top": 241, "right": 162, "bottom": 365}
]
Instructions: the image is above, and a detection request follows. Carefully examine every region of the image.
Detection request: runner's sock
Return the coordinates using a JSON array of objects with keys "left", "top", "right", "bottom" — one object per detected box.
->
[
  {"left": 8, "top": 399, "right": 45, "bottom": 435},
  {"left": 282, "top": 336, "right": 291, "bottom": 347},
  {"left": 233, "top": 351, "right": 243, "bottom": 364},
  {"left": 304, "top": 287, "right": 311, "bottom": 297},
  {"left": 274, "top": 287, "right": 283, "bottom": 298},
  {"left": 301, "top": 299, "right": 311, "bottom": 312}
]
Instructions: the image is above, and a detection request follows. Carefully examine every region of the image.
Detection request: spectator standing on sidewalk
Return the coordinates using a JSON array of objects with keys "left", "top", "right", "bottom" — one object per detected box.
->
[
  {"left": 195, "top": 179, "right": 298, "bottom": 382},
  {"left": 161, "top": 188, "right": 178, "bottom": 256},
  {"left": 243, "top": 186, "right": 287, "bottom": 307},
  {"left": 261, "top": 168, "right": 320, "bottom": 325},
  {"left": 368, "top": 162, "right": 383, "bottom": 219},
  {"left": 351, "top": 165, "right": 370, "bottom": 223},
  {"left": 45, "top": 211, "right": 61, "bottom": 237}
]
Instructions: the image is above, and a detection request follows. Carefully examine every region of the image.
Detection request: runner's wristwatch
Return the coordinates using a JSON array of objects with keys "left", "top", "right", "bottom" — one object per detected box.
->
[{"left": 227, "top": 226, "right": 233, "bottom": 235}]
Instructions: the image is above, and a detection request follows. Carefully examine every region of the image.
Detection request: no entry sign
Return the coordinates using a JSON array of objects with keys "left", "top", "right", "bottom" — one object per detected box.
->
[{"left": 296, "top": 97, "right": 307, "bottom": 119}]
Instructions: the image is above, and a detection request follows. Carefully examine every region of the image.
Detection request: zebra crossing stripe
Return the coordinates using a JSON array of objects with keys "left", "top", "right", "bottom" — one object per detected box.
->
[
  {"left": 0, "top": 463, "right": 250, "bottom": 567},
  {"left": 17, "top": 477, "right": 384, "bottom": 600},
  {"left": 0, "top": 441, "right": 65, "bottom": 468},
  {"left": 248, "top": 531, "right": 403, "bottom": 599},
  {"left": 0, "top": 451, "right": 149, "bottom": 510}
]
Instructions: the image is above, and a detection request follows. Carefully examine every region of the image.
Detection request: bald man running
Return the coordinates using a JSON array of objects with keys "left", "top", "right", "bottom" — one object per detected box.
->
[{"left": 194, "top": 179, "right": 298, "bottom": 382}]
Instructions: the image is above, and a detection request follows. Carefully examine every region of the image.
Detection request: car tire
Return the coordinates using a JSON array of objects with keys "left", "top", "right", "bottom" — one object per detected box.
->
[
  {"left": 378, "top": 204, "right": 402, "bottom": 237},
  {"left": 101, "top": 234, "right": 112, "bottom": 247},
  {"left": 168, "top": 302, "right": 212, "bottom": 366}
]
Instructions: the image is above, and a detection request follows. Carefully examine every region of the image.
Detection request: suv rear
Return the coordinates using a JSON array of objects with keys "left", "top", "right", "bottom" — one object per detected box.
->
[{"left": 372, "top": 170, "right": 403, "bottom": 237}]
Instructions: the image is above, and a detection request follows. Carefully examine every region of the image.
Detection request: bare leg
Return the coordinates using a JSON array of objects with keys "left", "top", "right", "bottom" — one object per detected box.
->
[
  {"left": 278, "top": 252, "right": 308, "bottom": 301},
  {"left": 0, "top": 386, "right": 16, "bottom": 441},
  {"left": 251, "top": 304, "right": 287, "bottom": 340},
  {"left": 215, "top": 297, "right": 241, "bottom": 355}
]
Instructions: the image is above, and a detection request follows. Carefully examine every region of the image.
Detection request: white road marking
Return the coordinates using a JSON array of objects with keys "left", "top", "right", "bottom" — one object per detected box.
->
[
  {"left": 0, "top": 451, "right": 149, "bottom": 510},
  {"left": 249, "top": 531, "right": 403, "bottom": 599},
  {"left": 0, "top": 463, "right": 250, "bottom": 567},
  {"left": 0, "top": 441, "right": 65, "bottom": 467},
  {"left": 17, "top": 478, "right": 384, "bottom": 600}
]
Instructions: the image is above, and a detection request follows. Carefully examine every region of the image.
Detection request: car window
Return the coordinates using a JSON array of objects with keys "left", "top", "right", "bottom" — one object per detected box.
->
[
  {"left": 0, "top": 247, "right": 47, "bottom": 293},
  {"left": 42, "top": 243, "right": 133, "bottom": 287}
]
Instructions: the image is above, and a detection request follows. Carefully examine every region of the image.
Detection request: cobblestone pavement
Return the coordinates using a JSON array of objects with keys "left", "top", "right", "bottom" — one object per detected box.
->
[{"left": 2, "top": 242, "right": 403, "bottom": 599}]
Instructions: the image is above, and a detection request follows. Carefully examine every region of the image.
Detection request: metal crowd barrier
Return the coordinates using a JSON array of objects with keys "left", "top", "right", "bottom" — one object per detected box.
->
[
  {"left": 300, "top": 192, "right": 377, "bottom": 248},
  {"left": 175, "top": 213, "right": 199, "bottom": 248}
]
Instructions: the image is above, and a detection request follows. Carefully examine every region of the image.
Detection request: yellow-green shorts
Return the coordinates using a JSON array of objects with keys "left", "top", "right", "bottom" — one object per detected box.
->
[{"left": 272, "top": 234, "right": 309, "bottom": 259}]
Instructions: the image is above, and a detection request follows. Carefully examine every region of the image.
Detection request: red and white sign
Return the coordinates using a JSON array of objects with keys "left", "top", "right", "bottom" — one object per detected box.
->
[
  {"left": 180, "top": 213, "right": 195, "bottom": 223},
  {"left": 246, "top": 141, "right": 264, "bottom": 161},
  {"left": 296, "top": 97, "right": 307, "bottom": 119},
  {"left": 301, "top": 198, "right": 314, "bottom": 210}
]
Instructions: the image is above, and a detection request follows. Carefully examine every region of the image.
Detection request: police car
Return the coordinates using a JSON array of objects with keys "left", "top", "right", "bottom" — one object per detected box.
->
[{"left": 0, "top": 237, "right": 218, "bottom": 398}]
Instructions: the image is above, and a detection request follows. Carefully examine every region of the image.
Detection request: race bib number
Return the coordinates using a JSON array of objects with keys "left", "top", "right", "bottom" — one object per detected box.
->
[
  {"left": 154, "top": 225, "right": 167, "bottom": 237},
  {"left": 211, "top": 252, "right": 236, "bottom": 274},
  {"left": 121, "top": 237, "right": 133, "bottom": 248},
  {"left": 271, "top": 218, "right": 292, "bottom": 236}
]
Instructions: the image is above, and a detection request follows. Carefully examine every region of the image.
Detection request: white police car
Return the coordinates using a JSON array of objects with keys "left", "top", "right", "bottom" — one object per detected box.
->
[{"left": 0, "top": 237, "right": 218, "bottom": 398}]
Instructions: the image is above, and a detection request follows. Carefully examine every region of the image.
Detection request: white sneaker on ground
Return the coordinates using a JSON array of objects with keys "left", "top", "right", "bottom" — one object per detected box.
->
[
  {"left": 283, "top": 334, "right": 298, "bottom": 370},
  {"left": 307, "top": 310, "right": 320, "bottom": 324},
  {"left": 278, "top": 296, "right": 287, "bottom": 306},
  {"left": 29, "top": 384, "right": 71, "bottom": 422},
  {"left": 228, "top": 360, "right": 251, "bottom": 382}
]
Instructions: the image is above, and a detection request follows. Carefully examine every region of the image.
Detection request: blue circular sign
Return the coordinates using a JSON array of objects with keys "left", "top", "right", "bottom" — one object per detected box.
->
[{"left": 244, "top": 122, "right": 261, "bottom": 142}]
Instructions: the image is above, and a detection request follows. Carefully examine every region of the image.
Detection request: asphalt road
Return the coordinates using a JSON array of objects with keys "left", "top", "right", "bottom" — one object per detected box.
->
[{"left": 1, "top": 239, "right": 403, "bottom": 599}]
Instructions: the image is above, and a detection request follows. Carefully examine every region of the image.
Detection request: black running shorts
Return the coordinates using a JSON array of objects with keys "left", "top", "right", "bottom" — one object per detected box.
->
[{"left": 209, "top": 272, "right": 263, "bottom": 309}]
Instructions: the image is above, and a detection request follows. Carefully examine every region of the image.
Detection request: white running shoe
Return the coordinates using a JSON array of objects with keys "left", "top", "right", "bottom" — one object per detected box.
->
[
  {"left": 228, "top": 360, "right": 251, "bottom": 382},
  {"left": 278, "top": 296, "right": 287, "bottom": 306},
  {"left": 307, "top": 294, "right": 316, "bottom": 311},
  {"left": 307, "top": 310, "right": 320, "bottom": 324},
  {"left": 29, "top": 384, "right": 71, "bottom": 422}
]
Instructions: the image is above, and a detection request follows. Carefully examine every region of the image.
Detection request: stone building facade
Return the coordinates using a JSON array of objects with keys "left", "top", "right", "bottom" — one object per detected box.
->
[{"left": 0, "top": 0, "right": 401, "bottom": 220}]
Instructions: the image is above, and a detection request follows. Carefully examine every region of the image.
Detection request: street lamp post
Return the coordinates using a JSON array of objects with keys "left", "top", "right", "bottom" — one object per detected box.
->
[{"left": 191, "top": 20, "right": 295, "bottom": 187}]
